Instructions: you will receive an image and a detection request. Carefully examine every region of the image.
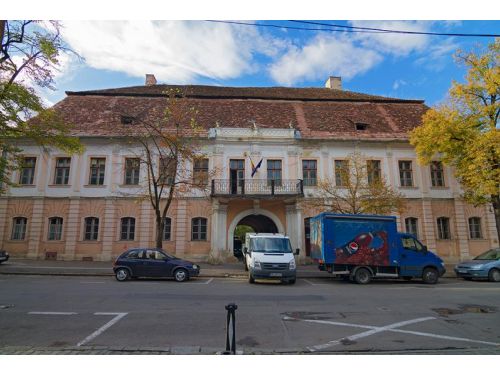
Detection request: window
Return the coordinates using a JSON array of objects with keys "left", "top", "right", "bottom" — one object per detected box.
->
[
  {"left": 125, "top": 249, "right": 143, "bottom": 259},
  {"left": 163, "top": 217, "right": 172, "bottom": 241},
  {"left": 430, "top": 161, "right": 445, "bottom": 187},
  {"left": 302, "top": 160, "right": 317, "bottom": 186},
  {"left": 159, "top": 156, "right": 176, "bottom": 185},
  {"left": 193, "top": 158, "right": 209, "bottom": 186},
  {"left": 191, "top": 217, "right": 207, "bottom": 241},
  {"left": 367, "top": 160, "right": 382, "bottom": 185},
  {"left": 11, "top": 217, "right": 27, "bottom": 240},
  {"left": 401, "top": 236, "right": 424, "bottom": 251},
  {"left": 48, "top": 217, "right": 63, "bottom": 241},
  {"left": 230, "top": 159, "right": 245, "bottom": 186},
  {"left": 355, "top": 122, "right": 369, "bottom": 131},
  {"left": 89, "top": 158, "right": 106, "bottom": 185},
  {"left": 84, "top": 217, "right": 99, "bottom": 241},
  {"left": 267, "top": 160, "right": 282, "bottom": 186},
  {"left": 54, "top": 157, "right": 71, "bottom": 185},
  {"left": 124, "top": 158, "right": 140, "bottom": 185},
  {"left": 334, "top": 160, "right": 349, "bottom": 187},
  {"left": 120, "top": 217, "right": 136, "bottom": 241},
  {"left": 437, "top": 217, "right": 451, "bottom": 240},
  {"left": 404, "top": 217, "right": 419, "bottom": 238},
  {"left": 468, "top": 217, "right": 482, "bottom": 239},
  {"left": 398, "top": 160, "right": 413, "bottom": 187},
  {"left": 19, "top": 157, "right": 36, "bottom": 185},
  {"left": 145, "top": 249, "right": 167, "bottom": 260}
]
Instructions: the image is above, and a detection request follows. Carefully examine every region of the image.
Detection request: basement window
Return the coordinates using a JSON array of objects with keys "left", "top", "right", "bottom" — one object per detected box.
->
[
  {"left": 355, "top": 122, "right": 369, "bottom": 131},
  {"left": 120, "top": 115, "right": 136, "bottom": 125}
]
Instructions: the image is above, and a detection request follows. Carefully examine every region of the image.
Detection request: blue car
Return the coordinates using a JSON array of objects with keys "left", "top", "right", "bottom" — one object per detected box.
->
[
  {"left": 113, "top": 248, "right": 200, "bottom": 282},
  {"left": 454, "top": 248, "right": 500, "bottom": 282}
]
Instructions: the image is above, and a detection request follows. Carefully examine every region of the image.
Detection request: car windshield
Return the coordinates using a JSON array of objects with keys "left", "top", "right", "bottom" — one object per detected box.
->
[
  {"left": 474, "top": 248, "right": 500, "bottom": 260},
  {"left": 250, "top": 238, "right": 292, "bottom": 253}
]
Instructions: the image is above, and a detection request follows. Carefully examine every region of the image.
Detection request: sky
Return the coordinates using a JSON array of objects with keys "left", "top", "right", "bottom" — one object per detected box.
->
[{"left": 39, "top": 19, "right": 499, "bottom": 107}]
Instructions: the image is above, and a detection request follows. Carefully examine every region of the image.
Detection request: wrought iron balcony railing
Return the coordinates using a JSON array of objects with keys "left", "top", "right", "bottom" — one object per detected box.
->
[{"left": 211, "top": 179, "right": 304, "bottom": 197}]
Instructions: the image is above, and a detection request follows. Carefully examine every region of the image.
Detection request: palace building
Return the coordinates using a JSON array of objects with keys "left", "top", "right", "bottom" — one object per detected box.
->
[{"left": 0, "top": 76, "right": 497, "bottom": 263}]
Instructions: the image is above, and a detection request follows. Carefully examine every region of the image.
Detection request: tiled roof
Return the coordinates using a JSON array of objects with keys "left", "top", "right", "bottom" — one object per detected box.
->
[{"left": 55, "top": 84, "right": 428, "bottom": 140}]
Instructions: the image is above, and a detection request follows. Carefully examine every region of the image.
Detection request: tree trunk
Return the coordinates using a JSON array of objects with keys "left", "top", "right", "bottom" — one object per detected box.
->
[
  {"left": 492, "top": 195, "right": 500, "bottom": 244},
  {"left": 155, "top": 215, "right": 163, "bottom": 249}
]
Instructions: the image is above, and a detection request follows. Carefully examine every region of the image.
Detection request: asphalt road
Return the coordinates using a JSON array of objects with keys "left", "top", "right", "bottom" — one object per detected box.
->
[{"left": 0, "top": 275, "right": 499, "bottom": 354}]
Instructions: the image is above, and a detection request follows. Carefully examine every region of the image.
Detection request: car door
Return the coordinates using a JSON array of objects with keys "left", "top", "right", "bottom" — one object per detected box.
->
[
  {"left": 399, "top": 235, "right": 427, "bottom": 277},
  {"left": 139, "top": 249, "right": 170, "bottom": 278},
  {"left": 123, "top": 249, "right": 144, "bottom": 276},
  {"left": 154, "top": 250, "right": 175, "bottom": 277}
]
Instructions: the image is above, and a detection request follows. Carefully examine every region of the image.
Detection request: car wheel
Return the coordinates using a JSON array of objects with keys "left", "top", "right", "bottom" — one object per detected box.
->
[
  {"left": 354, "top": 268, "right": 372, "bottom": 285},
  {"left": 422, "top": 267, "right": 439, "bottom": 284},
  {"left": 248, "top": 273, "right": 255, "bottom": 284},
  {"left": 115, "top": 268, "right": 130, "bottom": 282},
  {"left": 174, "top": 268, "right": 189, "bottom": 282},
  {"left": 488, "top": 268, "right": 500, "bottom": 282}
]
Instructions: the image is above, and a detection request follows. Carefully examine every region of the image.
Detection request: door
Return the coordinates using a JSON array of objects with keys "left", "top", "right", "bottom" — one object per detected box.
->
[
  {"left": 230, "top": 159, "right": 244, "bottom": 194},
  {"left": 399, "top": 235, "right": 427, "bottom": 277}
]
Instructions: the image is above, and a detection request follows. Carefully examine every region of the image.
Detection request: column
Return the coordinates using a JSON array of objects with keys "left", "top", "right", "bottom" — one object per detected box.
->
[
  {"left": 483, "top": 204, "right": 499, "bottom": 247},
  {"left": 63, "top": 198, "right": 81, "bottom": 260},
  {"left": 101, "top": 198, "right": 116, "bottom": 261},
  {"left": 453, "top": 197, "right": 470, "bottom": 260},
  {"left": 139, "top": 200, "right": 152, "bottom": 248},
  {"left": 26, "top": 198, "right": 45, "bottom": 259},
  {"left": 175, "top": 199, "right": 188, "bottom": 256},
  {"left": 0, "top": 199, "right": 8, "bottom": 249},
  {"left": 286, "top": 203, "right": 304, "bottom": 261},
  {"left": 421, "top": 199, "right": 437, "bottom": 251},
  {"left": 210, "top": 199, "right": 228, "bottom": 257}
]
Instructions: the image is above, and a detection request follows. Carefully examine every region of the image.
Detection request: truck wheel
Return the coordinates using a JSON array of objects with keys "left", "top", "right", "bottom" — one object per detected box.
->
[
  {"left": 354, "top": 268, "right": 372, "bottom": 285},
  {"left": 422, "top": 267, "right": 439, "bottom": 284},
  {"left": 488, "top": 268, "right": 500, "bottom": 282},
  {"left": 248, "top": 273, "right": 255, "bottom": 284}
]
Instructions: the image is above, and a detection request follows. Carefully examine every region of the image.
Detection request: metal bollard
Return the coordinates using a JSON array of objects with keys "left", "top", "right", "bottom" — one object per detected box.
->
[{"left": 224, "top": 303, "right": 238, "bottom": 354}]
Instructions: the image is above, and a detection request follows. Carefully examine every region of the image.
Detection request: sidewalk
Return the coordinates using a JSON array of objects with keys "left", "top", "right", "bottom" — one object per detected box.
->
[{"left": 0, "top": 258, "right": 457, "bottom": 278}]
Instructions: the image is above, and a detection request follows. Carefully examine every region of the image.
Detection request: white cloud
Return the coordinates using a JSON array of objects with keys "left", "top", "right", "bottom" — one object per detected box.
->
[
  {"left": 392, "top": 79, "right": 407, "bottom": 90},
  {"left": 350, "top": 20, "right": 431, "bottom": 56},
  {"left": 414, "top": 38, "right": 459, "bottom": 71},
  {"left": 59, "top": 20, "right": 274, "bottom": 83},
  {"left": 268, "top": 34, "right": 382, "bottom": 86}
]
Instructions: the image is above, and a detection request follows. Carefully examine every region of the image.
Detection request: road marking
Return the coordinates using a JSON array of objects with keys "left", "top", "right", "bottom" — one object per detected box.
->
[
  {"left": 76, "top": 312, "right": 128, "bottom": 347},
  {"left": 28, "top": 311, "right": 78, "bottom": 315},
  {"left": 201, "top": 278, "right": 213, "bottom": 285},
  {"left": 308, "top": 317, "right": 435, "bottom": 351},
  {"left": 285, "top": 316, "right": 500, "bottom": 351}
]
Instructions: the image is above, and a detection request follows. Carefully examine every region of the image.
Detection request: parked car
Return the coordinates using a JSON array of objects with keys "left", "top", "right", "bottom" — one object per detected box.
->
[
  {"left": 113, "top": 248, "right": 200, "bottom": 282},
  {"left": 454, "top": 248, "right": 500, "bottom": 282},
  {"left": 0, "top": 250, "right": 9, "bottom": 264}
]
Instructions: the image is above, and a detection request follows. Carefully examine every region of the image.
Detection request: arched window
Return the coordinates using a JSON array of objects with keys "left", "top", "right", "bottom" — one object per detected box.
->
[
  {"left": 84, "top": 217, "right": 99, "bottom": 241},
  {"left": 437, "top": 217, "right": 451, "bottom": 240},
  {"left": 404, "top": 217, "right": 419, "bottom": 238},
  {"left": 163, "top": 217, "right": 172, "bottom": 241},
  {"left": 120, "top": 217, "right": 136, "bottom": 241},
  {"left": 468, "top": 217, "right": 482, "bottom": 239},
  {"left": 191, "top": 217, "right": 207, "bottom": 241},
  {"left": 48, "top": 217, "right": 63, "bottom": 241},
  {"left": 11, "top": 217, "right": 27, "bottom": 240}
]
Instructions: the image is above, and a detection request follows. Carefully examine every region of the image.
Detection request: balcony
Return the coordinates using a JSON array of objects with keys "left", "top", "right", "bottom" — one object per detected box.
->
[{"left": 211, "top": 179, "right": 304, "bottom": 198}]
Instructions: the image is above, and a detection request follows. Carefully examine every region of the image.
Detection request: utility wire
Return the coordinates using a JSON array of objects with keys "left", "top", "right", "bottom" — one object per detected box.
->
[{"left": 206, "top": 20, "right": 500, "bottom": 38}]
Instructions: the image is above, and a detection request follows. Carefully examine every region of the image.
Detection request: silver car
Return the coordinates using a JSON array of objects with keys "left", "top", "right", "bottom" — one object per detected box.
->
[{"left": 454, "top": 248, "right": 500, "bottom": 282}]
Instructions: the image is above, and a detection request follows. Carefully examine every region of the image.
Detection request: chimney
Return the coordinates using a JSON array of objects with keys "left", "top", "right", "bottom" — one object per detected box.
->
[
  {"left": 145, "top": 74, "right": 157, "bottom": 86},
  {"left": 325, "top": 76, "right": 342, "bottom": 90}
]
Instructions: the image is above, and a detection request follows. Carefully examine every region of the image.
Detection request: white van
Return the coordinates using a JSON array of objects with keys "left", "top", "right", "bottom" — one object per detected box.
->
[{"left": 243, "top": 233, "right": 299, "bottom": 284}]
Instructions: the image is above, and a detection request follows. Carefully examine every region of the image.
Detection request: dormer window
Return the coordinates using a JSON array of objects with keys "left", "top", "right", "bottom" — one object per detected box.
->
[
  {"left": 355, "top": 122, "right": 369, "bottom": 131},
  {"left": 121, "top": 115, "right": 135, "bottom": 125}
]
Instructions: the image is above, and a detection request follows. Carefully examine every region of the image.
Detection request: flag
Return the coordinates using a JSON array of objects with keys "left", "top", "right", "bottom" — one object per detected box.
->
[{"left": 251, "top": 158, "right": 263, "bottom": 178}]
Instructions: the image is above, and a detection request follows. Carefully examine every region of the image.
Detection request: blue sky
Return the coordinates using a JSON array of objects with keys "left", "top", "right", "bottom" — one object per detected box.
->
[{"left": 43, "top": 20, "right": 499, "bottom": 107}]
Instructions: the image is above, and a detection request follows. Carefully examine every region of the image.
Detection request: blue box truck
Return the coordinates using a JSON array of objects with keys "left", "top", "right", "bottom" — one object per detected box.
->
[{"left": 309, "top": 213, "right": 446, "bottom": 284}]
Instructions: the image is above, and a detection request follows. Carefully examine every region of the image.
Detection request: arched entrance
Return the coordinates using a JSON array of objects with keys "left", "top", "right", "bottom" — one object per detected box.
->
[{"left": 228, "top": 209, "right": 284, "bottom": 259}]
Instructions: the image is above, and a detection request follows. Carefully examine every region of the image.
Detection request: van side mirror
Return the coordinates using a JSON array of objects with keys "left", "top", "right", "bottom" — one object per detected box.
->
[{"left": 295, "top": 248, "right": 300, "bottom": 256}]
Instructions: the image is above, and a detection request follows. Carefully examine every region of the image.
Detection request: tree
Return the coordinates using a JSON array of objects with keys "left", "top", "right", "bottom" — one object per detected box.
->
[
  {"left": 410, "top": 39, "right": 500, "bottom": 240},
  {"left": 306, "top": 152, "right": 406, "bottom": 215},
  {"left": 0, "top": 20, "right": 82, "bottom": 193},
  {"left": 121, "top": 88, "right": 214, "bottom": 249}
]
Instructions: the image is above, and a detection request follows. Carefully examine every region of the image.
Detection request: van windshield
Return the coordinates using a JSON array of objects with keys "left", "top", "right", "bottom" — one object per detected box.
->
[{"left": 250, "top": 238, "right": 292, "bottom": 253}]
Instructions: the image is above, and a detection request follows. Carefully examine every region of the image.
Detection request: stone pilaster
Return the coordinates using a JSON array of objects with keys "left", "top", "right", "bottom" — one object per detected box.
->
[
  {"left": 139, "top": 200, "right": 152, "bottom": 248},
  {"left": 484, "top": 204, "right": 499, "bottom": 247},
  {"left": 26, "top": 198, "right": 45, "bottom": 259},
  {"left": 286, "top": 203, "right": 304, "bottom": 261},
  {"left": 453, "top": 197, "right": 470, "bottom": 260},
  {"left": 210, "top": 199, "right": 228, "bottom": 257},
  {"left": 421, "top": 199, "right": 437, "bottom": 251},
  {"left": 175, "top": 199, "right": 188, "bottom": 256},
  {"left": 0, "top": 199, "right": 8, "bottom": 249},
  {"left": 63, "top": 198, "right": 81, "bottom": 260},
  {"left": 101, "top": 198, "right": 116, "bottom": 261}
]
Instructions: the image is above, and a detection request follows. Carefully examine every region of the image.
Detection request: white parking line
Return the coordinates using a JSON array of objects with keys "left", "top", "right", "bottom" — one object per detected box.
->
[
  {"left": 76, "top": 312, "right": 128, "bottom": 347},
  {"left": 201, "top": 278, "right": 213, "bottom": 285},
  {"left": 28, "top": 311, "right": 78, "bottom": 315}
]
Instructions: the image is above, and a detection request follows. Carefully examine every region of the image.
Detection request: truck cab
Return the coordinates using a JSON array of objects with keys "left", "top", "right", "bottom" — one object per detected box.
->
[
  {"left": 398, "top": 233, "right": 445, "bottom": 282},
  {"left": 243, "top": 233, "right": 299, "bottom": 284}
]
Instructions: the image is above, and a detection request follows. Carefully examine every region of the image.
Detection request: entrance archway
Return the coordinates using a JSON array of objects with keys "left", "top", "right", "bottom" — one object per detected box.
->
[
  {"left": 233, "top": 215, "right": 278, "bottom": 259},
  {"left": 228, "top": 208, "right": 284, "bottom": 257}
]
